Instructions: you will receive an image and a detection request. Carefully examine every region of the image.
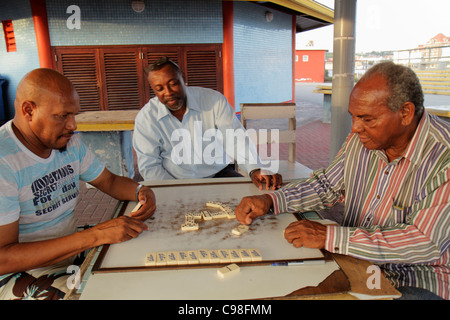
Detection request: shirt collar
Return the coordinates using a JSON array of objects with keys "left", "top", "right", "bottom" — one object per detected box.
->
[
  {"left": 372, "top": 110, "right": 429, "bottom": 165},
  {"left": 402, "top": 110, "right": 429, "bottom": 166}
]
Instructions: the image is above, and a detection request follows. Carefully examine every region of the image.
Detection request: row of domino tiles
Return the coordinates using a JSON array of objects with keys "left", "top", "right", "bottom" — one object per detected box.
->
[{"left": 145, "top": 248, "right": 262, "bottom": 266}]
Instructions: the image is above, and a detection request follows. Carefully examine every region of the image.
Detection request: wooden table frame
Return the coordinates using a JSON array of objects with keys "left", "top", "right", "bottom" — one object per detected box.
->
[{"left": 66, "top": 179, "right": 401, "bottom": 300}]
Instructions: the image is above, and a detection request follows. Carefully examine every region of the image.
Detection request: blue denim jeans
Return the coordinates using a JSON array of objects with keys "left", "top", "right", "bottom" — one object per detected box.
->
[{"left": 395, "top": 287, "right": 444, "bottom": 300}]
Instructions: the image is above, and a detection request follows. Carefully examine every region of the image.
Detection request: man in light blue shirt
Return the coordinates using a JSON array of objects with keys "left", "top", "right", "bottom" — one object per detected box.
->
[{"left": 133, "top": 57, "right": 282, "bottom": 190}]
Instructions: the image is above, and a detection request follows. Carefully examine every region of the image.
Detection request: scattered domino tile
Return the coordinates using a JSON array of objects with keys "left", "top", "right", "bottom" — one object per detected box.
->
[
  {"left": 186, "top": 212, "right": 203, "bottom": 220},
  {"left": 220, "top": 204, "right": 232, "bottom": 212},
  {"left": 131, "top": 202, "right": 143, "bottom": 213},
  {"left": 181, "top": 222, "right": 199, "bottom": 231},
  {"left": 201, "top": 210, "right": 213, "bottom": 221},
  {"left": 232, "top": 224, "right": 249, "bottom": 236},
  {"left": 249, "top": 248, "right": 262, "bottom": 261},
  {"left": 226, "top": 211, "right": 236, "bottom": 219},
  {"left": 217, "top": 263, "right": 240, "bottom": 279},
  {"left": 144, "top": 252, "right": 157, "bottom": 266},
  {"left": 185, "top": 215, "right": 195, "bottom": 224},
  {"left": 210, "top": 211, "right": 227, "bottom": 219},
  {"left": 206, "top": 201, "right": 223, "bottom": 209}
]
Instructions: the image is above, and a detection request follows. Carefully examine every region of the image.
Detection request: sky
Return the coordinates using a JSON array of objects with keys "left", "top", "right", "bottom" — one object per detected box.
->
[{"left": 296, "top": 0, "right": 450, "bottom": 53}]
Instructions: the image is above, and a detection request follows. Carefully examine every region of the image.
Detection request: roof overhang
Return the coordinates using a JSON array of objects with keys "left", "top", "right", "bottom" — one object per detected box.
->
[{"left": 243, "top": 0, "right": 334, "bottom": 32}]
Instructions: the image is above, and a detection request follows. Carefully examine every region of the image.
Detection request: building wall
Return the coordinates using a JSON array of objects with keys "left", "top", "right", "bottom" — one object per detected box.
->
[
  {"left": 0, "top": 0, "right": 40, "bottom": 120},
  {"left": 295, "top": 50, "right": 326, "bottom": 82},
  {"left": 233, "top": 1, "right": 293, "bottom": 112},
  {"left": 0, "top": 0, "right": 295, "bottom": 119},
  {"left": 0, "top": 0, "right": 223, "bottom": 120},
  {"left": 46, "top": 0, "right": 223, "bottom": 46}
]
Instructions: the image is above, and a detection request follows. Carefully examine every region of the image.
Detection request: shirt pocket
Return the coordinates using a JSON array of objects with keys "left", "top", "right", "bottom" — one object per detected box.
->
[{"left": 384, "top": 205, "right": 406, "bottom": 227}]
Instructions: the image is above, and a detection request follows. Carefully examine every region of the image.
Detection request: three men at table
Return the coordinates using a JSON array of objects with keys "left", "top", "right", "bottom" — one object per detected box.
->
[{"left": 1, "top": 60, "right": 448, "bottom": 300}]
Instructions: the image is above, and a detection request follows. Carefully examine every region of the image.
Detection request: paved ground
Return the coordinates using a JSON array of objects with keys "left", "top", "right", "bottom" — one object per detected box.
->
[{"left": 73, "top": 83, "right": 335, "bottom": 227}]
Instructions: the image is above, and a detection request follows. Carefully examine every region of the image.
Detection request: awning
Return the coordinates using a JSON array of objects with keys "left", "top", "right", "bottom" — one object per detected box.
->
[{"left": 245, "top": 0, "right": 334, "bottom": 32}]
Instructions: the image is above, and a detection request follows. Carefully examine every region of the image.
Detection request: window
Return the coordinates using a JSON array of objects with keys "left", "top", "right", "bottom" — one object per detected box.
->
[
  {"left": 2, "top": 20, "right": 16, "bottom": 52},
  {"left": 53, "top": 44, "right": 223, "bottom": 112},
  {"left": 302, "top": 55, "right": 309, "bottom": 62}
]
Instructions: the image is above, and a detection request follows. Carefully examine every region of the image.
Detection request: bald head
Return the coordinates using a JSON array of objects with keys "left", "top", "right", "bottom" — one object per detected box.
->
[
  {"left": 15, "top": 68, "right": 78, "bottom": 114},
  {"left": 12, "top": 68, "right": 80, "bottom": 157}
]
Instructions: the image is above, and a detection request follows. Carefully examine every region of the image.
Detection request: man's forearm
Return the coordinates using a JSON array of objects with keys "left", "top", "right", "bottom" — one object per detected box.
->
[{"left": 0, "top": 228, "right": 99, "bottom": 275}]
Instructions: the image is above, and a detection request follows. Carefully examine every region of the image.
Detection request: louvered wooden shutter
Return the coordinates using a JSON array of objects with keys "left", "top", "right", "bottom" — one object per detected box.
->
[
  {"left": 53, "top": 44, "right": 223, "bottom": 111},
  {"left": 54, "top": 48, "right": 101, "bottom": 112},
  {"left": 102, "top": 49, "right": 143, "bottom": 110},
  {"left": 185, "top": 46, "right": 222, "bottom": 93}
]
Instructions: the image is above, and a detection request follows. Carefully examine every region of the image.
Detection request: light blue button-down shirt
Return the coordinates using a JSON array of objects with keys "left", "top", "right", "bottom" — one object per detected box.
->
[{"left": 133, "top": 86, "right": 261, "bottom": 181}]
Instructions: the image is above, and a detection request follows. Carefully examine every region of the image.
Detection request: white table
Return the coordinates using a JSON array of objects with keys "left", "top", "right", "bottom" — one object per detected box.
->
[{"left": 79, "top": 178, "right": 340, "bottom": 300}]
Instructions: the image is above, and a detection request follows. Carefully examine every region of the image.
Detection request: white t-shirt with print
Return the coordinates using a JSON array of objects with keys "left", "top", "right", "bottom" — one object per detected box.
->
[{"left": 0, "top": 121, "right": 105, "bottom": 242}]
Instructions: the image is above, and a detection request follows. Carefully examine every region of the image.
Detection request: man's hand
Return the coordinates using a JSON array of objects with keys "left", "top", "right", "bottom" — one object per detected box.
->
[
  {"left": 89, "top": 215, "right": 149, "bottom": 245},
  {"left": 235, "top": 194, "right": 273, "bottom": 225},
  {"left": 284, "top": 220, "right": 326, "bottom": 249},
  {"left": 251, "top": 170, "right": 282, "bottom": 190},
  {"left": 130, "top": 186, "right": 156, "bottom": 221}
]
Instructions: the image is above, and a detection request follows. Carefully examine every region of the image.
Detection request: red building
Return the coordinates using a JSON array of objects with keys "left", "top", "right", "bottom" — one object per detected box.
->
[{"left": 295, "top": 49, "right": 327, "bottom": 82}]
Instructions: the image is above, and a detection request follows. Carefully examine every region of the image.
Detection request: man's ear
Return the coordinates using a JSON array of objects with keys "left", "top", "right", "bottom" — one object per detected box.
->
[
  {"left": 400, "top": 101, "right": 416, "bottom": 126},
  {"left": 21, "top": 100, "right": 36, "bottom": 121}
]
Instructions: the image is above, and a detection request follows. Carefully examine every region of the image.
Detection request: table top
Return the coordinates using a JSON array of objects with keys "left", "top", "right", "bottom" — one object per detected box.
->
[{"left": 68, "top": 178, "right": 401, "bottom": 300}]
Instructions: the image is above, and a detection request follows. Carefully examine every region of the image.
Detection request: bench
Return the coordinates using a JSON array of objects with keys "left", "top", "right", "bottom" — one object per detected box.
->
[
  {"left": 75, "top": 110, "right": 139, "bottom": 178},
  {"left": 416, "top": 70, "right": 450, "bottom": 96},
  {"left": 425, "top": 105, "right": 450, "bottom": 122},
  {"left": 313, "top": 85, "right": 332, "bottom": 123}
]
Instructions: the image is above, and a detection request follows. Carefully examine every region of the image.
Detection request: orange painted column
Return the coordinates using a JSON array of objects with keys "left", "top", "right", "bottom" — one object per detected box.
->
[
  {"left": 30, "top": 0, "right": 54, "bottom": 69},
  {"left": 291, "top": 14, "right": 296, "bottom": 103},
  {"left": 222, "top": 1, "right": 235, "bottom": 110}
]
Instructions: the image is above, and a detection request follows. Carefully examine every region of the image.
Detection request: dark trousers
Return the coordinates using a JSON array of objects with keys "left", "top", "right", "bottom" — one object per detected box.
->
[{"left": 213, "top": 164, "right": 243, "bottom": 178}]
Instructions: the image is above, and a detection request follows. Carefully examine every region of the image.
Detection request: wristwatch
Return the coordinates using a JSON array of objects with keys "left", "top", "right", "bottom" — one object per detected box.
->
[
  {"left": 135, "top": 184, "right": 143, "bottom": 202},
  {"left": 249, "top": 168, "right": 260, "bottom": 178}
]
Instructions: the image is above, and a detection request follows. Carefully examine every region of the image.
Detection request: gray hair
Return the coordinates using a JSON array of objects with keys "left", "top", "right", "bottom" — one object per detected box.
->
[
  {"left": 359, "top": 61, "right": 424, "bottom": 117},
  {"left": 144, "top": 56, "right": 182, "bottom": 75}
]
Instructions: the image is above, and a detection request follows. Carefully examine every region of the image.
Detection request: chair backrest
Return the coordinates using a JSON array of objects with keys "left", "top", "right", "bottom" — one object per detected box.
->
[{"left": 240, "top": 103, "right": 296, "bottom": 162}]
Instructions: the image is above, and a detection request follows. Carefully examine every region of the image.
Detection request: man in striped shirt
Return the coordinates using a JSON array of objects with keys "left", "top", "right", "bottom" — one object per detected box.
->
[{"left": 235, "top": 62, "right": 449, "bottom": 299}]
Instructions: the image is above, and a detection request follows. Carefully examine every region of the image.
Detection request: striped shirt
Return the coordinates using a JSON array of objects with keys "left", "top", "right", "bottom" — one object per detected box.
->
[{"left": 269, "top": 111, "right": 450, "bottom": 299}]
